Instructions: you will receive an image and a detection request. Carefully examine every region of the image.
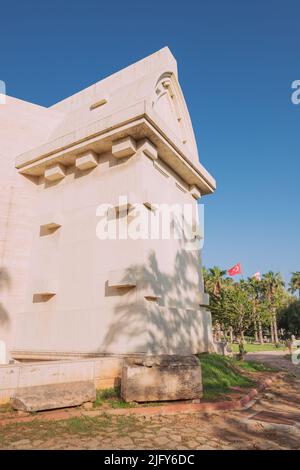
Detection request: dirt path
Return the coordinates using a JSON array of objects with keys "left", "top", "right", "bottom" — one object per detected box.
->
[{"left": 246, "top": 350, "right": 300, "bottom": 377}]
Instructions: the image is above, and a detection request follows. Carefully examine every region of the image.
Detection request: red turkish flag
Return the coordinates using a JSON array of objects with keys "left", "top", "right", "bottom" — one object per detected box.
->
[{"left": 227, "top": 262, "right": 242, "bottom": 276}]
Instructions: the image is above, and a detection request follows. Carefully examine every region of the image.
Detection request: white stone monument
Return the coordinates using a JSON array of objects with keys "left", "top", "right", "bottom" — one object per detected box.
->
[{"left": 0, "top": 47, "right": 216, "bottom": 361}]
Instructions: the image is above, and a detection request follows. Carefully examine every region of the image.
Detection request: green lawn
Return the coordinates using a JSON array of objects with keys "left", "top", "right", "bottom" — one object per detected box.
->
[
  {"left": 230, "top": 342, "right": 287, "bottom": 353},
  {"left": 198, "top": 353, "right": 273, "bottom": 401},
  {"left": 198, "top": 353, "right": 252, "bottom": 400}
]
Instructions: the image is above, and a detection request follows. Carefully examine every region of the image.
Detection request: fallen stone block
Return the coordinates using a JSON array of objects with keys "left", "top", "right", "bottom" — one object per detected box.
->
[
  {"left": 11, "top": 381, "right": 96, "bottom": 412},
  {"left": 121, "top": 355, "right": 202, "bottom": 403}
]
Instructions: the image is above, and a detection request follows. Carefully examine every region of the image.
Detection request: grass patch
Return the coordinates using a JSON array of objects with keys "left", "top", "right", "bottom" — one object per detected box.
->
[
  {"left": 199, "top": 353, "right": 255, "bottom": 400},
  {"left": 109, "top": 400, "right": 136, "bottom": 409},
  {"left": 237, "top": 360, "right": 277, "bottom": 372},
  {"left": 93, "top": 386, "right": 136, "bottom": 409},
  {"left": 0, "top": 418, "right": 65, "bottom": 445},
  {"left": 93, "top": 387, "right": 119, "bottom": 407},
  {"left": 230, "top": 343, "right": 287, "bottom": 353},
  {"left": 0, "top": 414, "right": 117, "bottom": 447},
  {"left": 65, "top": 415, "right": 112, "bottom": 434},
  {"left": 0, "top": 403, "right": 12, "bottom": 414},
  {"left": 97, "top": 387, "right": 120, "bottom": 400},
  {"left": 140, "top": 401, "right": 163, "bottom": 407}
]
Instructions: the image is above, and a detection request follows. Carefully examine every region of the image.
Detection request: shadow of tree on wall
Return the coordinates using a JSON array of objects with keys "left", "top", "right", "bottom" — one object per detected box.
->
[
  {"left": 100, "top": 246, "right": 211, "bottom": 355},
  {"left": 0, "top": 267, "right": 10, "bottom": 327}
]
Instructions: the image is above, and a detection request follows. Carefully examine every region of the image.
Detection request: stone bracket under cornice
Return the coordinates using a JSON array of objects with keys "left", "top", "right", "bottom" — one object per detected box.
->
[{"left": 15, "top": 101, "right": 216, "bottom": 195}]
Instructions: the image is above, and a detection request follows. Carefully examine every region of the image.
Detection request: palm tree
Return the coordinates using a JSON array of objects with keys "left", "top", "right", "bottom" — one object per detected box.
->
[
  {"left": 246, "top": 277, "right": 264, "bottom": 344},
  {"left": 203, "top": 266, "right": 228, "bottom": 341},
  {"left": 262, "top": 271, "right": 285, "bottom": 343},
  {"left": 203, "top": 266, "right": 227, "bottom": 297},
  {"left": 289, "top": 272, "right": 300, "bottom": 298}
]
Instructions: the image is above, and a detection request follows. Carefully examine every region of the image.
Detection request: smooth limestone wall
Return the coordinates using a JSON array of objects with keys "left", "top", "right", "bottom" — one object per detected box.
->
[
  {"left": 1, "top": 49, "right": 215, "bottom": 362},
  {"left": 0, "top": 96, "right": 58, "bottom": 360},
  {"left": 12, "top": 150, "right": 213, "bottom": 357},
  {"left": 0, "top": 356, "right": 123, "bottom": 404}
]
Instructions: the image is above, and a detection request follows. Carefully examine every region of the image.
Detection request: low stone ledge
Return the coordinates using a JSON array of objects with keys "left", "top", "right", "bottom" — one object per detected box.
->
[{"left": 11, "top": 381, "right": 96, "bottom": 412}]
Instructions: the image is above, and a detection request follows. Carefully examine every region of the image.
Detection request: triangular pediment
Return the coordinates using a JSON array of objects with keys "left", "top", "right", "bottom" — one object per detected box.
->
[{"left": 152, "top": 73, "right": 198, "bottom": 163}]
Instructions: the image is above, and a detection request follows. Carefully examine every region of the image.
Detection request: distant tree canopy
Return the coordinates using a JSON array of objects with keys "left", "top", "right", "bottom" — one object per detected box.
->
[
  {"left": 289, "top": 272, "right": 300, "bottom": 298},
  {"left": 278, "top": 300, "right": 300, "bottom": 336},
  {"left": 203, "top": 266, "right": 298, "bottom": 342}
]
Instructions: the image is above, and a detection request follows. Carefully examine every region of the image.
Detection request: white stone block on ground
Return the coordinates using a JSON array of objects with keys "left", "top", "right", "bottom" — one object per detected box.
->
[
  {"left": 121, "top": 355, "right": 202, "bottom": 403},
  {"left": 11, "top": 381, "right": 96, "bottom": 412}
]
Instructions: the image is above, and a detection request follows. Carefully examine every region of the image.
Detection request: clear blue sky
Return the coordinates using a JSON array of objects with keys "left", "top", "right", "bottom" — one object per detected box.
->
[{"left": 1, "top": 0, "right": 299, "bottom": 283}]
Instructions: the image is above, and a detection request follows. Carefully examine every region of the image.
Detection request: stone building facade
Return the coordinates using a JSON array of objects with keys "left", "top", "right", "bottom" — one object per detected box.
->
[{"left": 0, "top": 48, "right": 216, "bottom": 362}]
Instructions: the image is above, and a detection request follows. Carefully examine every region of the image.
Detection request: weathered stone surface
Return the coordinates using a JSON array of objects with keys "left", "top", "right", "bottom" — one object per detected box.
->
[
  {"left": 11, "top": 381, "right": 96, "bottom": 412},
  {"left": 121, "top": 355, "right": 202, "bottom": 403}
]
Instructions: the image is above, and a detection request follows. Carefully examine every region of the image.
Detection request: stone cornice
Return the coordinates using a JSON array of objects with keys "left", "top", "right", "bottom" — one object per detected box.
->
[{"left": 15, "top": 101, "right": 216, "bottom": 195}]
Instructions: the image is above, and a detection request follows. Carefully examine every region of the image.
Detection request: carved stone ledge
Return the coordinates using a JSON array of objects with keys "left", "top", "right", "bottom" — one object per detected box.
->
[
  {"left": 138, "top": 138, "right": 158, "bottom": 160},
  {"left": 112, "top": 136, "right": 137, "bottom": 159},
  {"left": 45, "top": 163, "right": 66, "bottom": 182},
  {"left": 75, "top": 150, "right": 98, "bottom": 170}
]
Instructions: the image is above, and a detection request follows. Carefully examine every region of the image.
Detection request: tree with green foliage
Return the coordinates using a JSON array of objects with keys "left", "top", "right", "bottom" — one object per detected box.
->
[
  {"left": 289, "top": 272, "right": 300, "bottom": 298},
  {"left": 261, "top": 271, "right": 285, "bottom": 344},
  {"left": 208, "top": 279, "right": 252, "bottom": 343},
  {"left": 203, "top": 266, "right": 228, "bottom": 297},
  {"left": 278, "top": 299, "right": 300, "bottom": 337},
  {"left": 244, "top": 277, "right": 264, "bottom": 343},
  {"left": 203, "top": 266, "right": 294, "bottom": 344}
]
